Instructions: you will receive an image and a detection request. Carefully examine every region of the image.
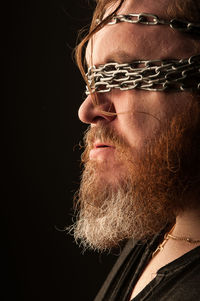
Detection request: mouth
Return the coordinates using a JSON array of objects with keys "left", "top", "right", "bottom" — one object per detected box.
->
[
  {"left": 94, "top": 143, "right": 113, "bottom": 149},
  {"left": 89, "top": 141, "right": 115, "bottom": 160}
]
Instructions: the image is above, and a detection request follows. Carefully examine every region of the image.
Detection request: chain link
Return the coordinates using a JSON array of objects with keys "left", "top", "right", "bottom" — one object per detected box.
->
[
  {"left": 85, "top": 55, "right": 200, "bottom": 94},
  {"left": 107, "top": 13, "right": 200, "bottom": 35}
]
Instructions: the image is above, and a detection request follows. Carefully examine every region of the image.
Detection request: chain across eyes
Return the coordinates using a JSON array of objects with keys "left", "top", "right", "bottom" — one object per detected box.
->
[{"left": 85, "top": 55, "right": 200, "bottom": 94}]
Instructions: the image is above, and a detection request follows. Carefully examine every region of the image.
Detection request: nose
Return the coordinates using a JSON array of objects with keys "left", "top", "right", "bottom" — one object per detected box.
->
[{"left": 78, "top": 93, "right": 116, "bottom": 125}]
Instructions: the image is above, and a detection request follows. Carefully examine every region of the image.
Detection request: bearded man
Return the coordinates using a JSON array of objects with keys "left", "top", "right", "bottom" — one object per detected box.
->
[{"left": 68, "top": 0, "right": 200, "bottom": 300}]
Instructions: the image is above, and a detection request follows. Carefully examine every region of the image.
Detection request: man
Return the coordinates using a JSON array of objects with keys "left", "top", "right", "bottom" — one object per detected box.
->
[{"left": 68, "top": 0, "right": 200, "bottom": 300}]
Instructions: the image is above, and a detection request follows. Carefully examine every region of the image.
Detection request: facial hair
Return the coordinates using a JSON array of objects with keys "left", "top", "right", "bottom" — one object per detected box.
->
[{"left": 68, "top": 102, "right": 200, "bottom": 253}]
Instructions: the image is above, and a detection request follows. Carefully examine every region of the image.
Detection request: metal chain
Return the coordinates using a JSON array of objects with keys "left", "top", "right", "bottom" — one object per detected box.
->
[
  {"left": 108, "top": 13, "right": 200, "bottom": 35},
  {"left": 85, "top": 55, "right": 200, "bottom": 95},
  {"left": 167, "top": 233, "right": 200, "bottom": 243}
]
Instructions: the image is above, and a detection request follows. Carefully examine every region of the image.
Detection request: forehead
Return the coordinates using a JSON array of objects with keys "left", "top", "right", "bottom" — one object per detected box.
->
[{"left": 86, "top": 0, "right": 197, "bottom": 67}]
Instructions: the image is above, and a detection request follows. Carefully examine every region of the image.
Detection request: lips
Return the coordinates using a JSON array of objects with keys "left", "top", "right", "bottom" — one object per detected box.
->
[
  {"left": 94, "top": 143, "right": 113, "bottom": 149},
  {"left": 89, "top": 141, "right": 115, "bottom": 160}
]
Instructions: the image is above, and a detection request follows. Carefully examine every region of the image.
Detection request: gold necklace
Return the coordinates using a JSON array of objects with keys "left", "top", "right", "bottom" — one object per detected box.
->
[
  {"left": 167, "top": 233, "right": 200, "bottom": 244},
  {"left": 152, "top": 225, "right": 200, "bottom": 258},
  {"left": 152, "top": 225, "right": 175, "bottom": 258}
]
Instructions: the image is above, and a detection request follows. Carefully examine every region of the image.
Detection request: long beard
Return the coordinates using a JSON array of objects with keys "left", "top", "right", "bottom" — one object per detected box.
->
[{"left": 68, "top": 102, "right": 200, "bottom": 252}]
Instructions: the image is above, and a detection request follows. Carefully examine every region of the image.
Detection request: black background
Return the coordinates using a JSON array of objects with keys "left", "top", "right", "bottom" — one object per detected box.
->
[{"left": 3, "top": 1, "right": 116, "bottom": 300}]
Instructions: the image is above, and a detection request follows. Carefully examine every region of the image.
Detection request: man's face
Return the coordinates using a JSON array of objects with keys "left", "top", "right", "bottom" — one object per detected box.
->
[
  {"left": 79, "top": 0, "right": 197, "bottom": 164},
  {"left": 70, "top": 0, "right": 200, "bottom": 251}
]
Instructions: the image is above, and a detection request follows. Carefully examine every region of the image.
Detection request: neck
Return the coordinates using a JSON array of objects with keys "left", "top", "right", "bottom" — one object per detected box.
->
[{"left": 173, "top": 207, "right": 200, "bottom": 240}]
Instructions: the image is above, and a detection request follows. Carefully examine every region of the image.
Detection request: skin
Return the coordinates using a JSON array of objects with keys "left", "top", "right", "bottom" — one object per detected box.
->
[
  {"left": 79, "top": 0, "right": 198, "bottom": 154},
  {"left": 78, "top": 0, "right": 200, "bottom": 298}
]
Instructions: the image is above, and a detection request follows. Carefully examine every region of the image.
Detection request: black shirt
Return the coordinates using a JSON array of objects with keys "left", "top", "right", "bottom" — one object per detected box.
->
[{"left": 94, "top": 231, "right": 200, "bottom": 301}]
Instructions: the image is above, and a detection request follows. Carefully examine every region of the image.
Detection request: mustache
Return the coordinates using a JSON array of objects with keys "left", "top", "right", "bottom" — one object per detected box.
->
[
  {"left": 83, "top": 125, "right": 127, "bottom": 149},
  {"left": 81, "top": 125, "right": 129, "bottom": 164}
]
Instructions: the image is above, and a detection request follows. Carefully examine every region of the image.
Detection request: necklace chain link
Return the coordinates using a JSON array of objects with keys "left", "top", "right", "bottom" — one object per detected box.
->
[
  {"left": 167, "top": 233, "right": 200, "bottom": 243},
  {"left": 152, "top": 225, "right": 200, "bottom": 258}
]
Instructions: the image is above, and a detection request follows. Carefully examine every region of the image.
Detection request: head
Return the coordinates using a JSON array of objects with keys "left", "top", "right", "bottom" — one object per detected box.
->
[{"left": 68, "top": 0, "right": 200, "bottom": 252}]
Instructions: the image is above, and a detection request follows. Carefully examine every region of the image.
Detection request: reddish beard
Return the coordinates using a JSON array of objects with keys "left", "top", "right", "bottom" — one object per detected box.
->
[{"left": 69, "top": 102, "right": 200, "bottom": 252}]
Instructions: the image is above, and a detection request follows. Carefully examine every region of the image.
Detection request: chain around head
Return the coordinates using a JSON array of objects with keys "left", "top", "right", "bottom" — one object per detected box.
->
[
  {"left": 107, "top": 13, "right": 200, "bottom": 35},
  {"left": 88, "top": 13, "right": 200, "bottom": 95},
  {"left": 85, "top": 55, "right": 200, "bottom": 95}
]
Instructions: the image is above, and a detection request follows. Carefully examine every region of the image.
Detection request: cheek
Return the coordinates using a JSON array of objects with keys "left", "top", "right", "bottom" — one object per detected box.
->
[
  {"left": 154, "top": 92, "right": 192, "bottom": 121},
  {"left": 112, "top": 90, "right": 192, "bottom": 148},
  {"left": 115, "top": 107, "right": 157, "bottom": 148},
  {"left": 113, "top": 91, "right": 164, "bottom": 146}
]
